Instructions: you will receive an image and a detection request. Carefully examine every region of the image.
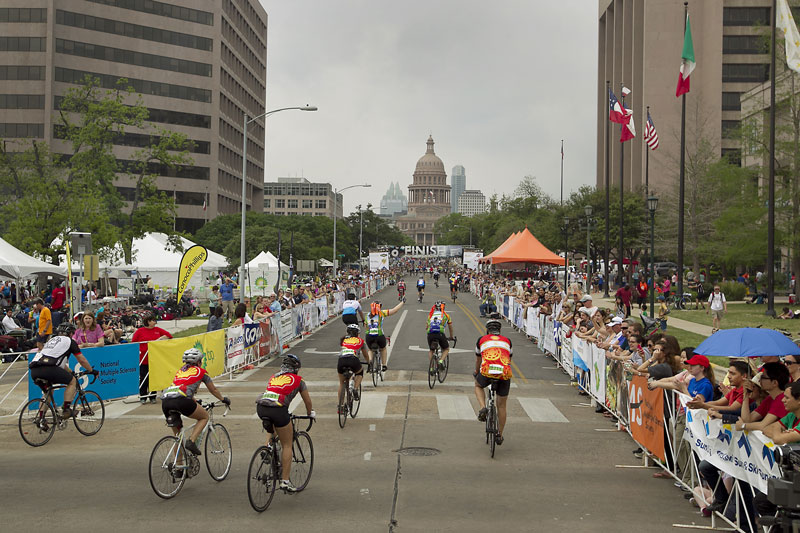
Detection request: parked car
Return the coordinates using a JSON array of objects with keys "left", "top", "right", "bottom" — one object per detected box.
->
[{"left": 653, "top": 262, "right": 678, "bottom": 277}]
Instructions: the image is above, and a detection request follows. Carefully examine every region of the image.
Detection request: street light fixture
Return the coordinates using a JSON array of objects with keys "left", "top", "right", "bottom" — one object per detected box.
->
[
  {"left": 562, "top": 216, "right": 570, "bottom": 288},
  {"left": 239, "top": 105, "right": 317, "bottom": 288},
  {"left": 333, "top": 184, "right": 371, "bottom": 273},
  {"left": 584, "top": 205, "right": 594, "bottom": 285},
  {"left": 453, "top": 224, "right": 473, "bottom": 246},
  {"left": 647, "top": 196, "right": 659, "bottom": 317}
]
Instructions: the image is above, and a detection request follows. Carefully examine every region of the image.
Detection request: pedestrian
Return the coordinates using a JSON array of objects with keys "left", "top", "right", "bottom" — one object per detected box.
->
[
  {"left": 34, "top": 299, "right": 52, "bottom": 349},
  {"left": 207, "top": 306, "right": 224, "bottom": 332},
  {"left": 131, "top": 312, "right": 172, "bottom": 404},
  {"left": 707, "top": 285, "right": 727, "bottom": 333},
  {"left": 208, "top": 285, "right": 220, "bottom": 314},
  {"left": 219, "top": 278, "right": 235, "bottom": 320},
  {"left": 657, "top": 295, "right": 669, "bottom": 331}
]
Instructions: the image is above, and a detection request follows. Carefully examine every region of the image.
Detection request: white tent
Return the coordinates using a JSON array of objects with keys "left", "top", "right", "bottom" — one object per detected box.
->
[
  {"left": 243, "top": 251, "right": 289, "bottom": 297},
  {"left": 0, "top": 236, "right": 66, "bottom": 279}
]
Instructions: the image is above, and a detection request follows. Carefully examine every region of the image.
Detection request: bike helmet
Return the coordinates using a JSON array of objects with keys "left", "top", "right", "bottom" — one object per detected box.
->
[
  {"left": 434, "top": 301, "right": 445, "bottom": 311},
  {"left": 182, "top": 347, "right": 203, "bottom": 365},
  {"left": 57, "top": 322, "right": 76, "bottom": 337},
  {"left": 346, "top": 323, "right": 360, "bottom": 337},
  {"left": 370, "top": 301, "right": 382, "bottom": 315},
  {"left": 486, "top": 319, "right": 502, "bottom": 334},
  {"left": 282, "top": 353, "right": 301, "bottom": 371}
]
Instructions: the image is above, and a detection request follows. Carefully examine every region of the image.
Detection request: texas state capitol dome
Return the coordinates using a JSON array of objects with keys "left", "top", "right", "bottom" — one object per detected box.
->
[{"left": 395, "top": 135, "right": 452, "bottom": 246}]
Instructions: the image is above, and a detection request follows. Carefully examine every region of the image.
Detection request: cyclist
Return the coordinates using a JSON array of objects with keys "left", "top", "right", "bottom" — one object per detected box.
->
[
  {"left": 474, "top": 318, "right": 513, "bottom": 445},
  {"left": 341, "top": 292, "right": 364, "bottom": 327},
  {"left": 449, "top": 273, "right": 459, "bottom": 300},
  {"left": 365, "top": 300, "right": 404, "bottom": 372},
  {"left": 397, "top": 279, "right": 407, "bottom": 301},
  {"left": 338, "top": 323, "right": 369, "bottom": 405},
  {"left": 427, "top": 301, "right": 454, "bottom": 372},
  {"left": 433, "top": 270, "right": 440, "bottom": 287},
  {"left": 416, "top": 276, "right": 425, "bottom": 300},
  {"left": 28, "top": 323, "right": 98, "bottom": 419},
  {"left": 256, "top": 354, "right": 314, "bottom": 493},
  {"left": 161, "top": 348, "right": 230, "bottom": 456}
]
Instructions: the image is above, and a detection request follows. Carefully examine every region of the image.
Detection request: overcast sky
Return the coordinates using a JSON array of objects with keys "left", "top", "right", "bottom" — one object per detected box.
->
[{"left": 258, "top": 0, "right": 598, "bottom": 215}]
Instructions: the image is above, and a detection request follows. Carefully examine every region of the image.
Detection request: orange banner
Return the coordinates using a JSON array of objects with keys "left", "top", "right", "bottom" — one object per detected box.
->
[{"left": 628, "top": 375, "right": 665, "bottom": 462}]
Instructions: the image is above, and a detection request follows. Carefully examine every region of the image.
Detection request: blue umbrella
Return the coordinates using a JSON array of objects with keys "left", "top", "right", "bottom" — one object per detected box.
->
[{"left": 694, "top": 328, "right": 800, "bottom": 358}]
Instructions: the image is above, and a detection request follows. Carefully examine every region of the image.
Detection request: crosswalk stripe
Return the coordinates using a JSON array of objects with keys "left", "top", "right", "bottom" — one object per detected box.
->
[
  {"left": 517, "top": 397, "right": 569, "bottom": 423},
  {"left": 436, "top": 394, "right": 475, "bottom": 420},
  {"left": 358, "top": 394, "right": 388, "bottom": 418}
]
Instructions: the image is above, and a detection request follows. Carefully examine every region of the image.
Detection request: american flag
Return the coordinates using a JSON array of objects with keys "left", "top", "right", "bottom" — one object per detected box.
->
[{"left": 644, "top": 111, "right": 659, "bottom": 150}]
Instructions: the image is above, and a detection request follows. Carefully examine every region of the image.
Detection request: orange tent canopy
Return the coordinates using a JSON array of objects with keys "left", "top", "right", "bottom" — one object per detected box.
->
[
  {"left": 480, "top": 227, "right": 565, "bottom": 266},
  {"left": 479, "top": 231, "right": 518, "bottom": 263}
]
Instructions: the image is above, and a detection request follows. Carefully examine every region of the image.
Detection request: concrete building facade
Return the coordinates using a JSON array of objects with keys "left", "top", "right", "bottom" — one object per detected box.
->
[
  {"left": 597, "top": 0, "right": 771, "bottom": 195},
  {"left": 457, "top": 189, "right": 486, "bottom": 217},
  {"left": 262, "top": 177, "right": 343, "bottom": 218},
  {"left": 450, "top": 164, "right": 465, "bottom": 213},
  {"left": 0, "top": 0, "right": 267, "bottom": 233},
  {"left": 395, "top": 135, "right": 451, "bottom": 245}
]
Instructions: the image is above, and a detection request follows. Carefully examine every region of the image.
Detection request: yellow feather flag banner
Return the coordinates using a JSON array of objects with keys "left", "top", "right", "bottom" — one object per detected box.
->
[
  {"left": 65, "top": 240, "right": 72, "bottom": 307},
  {"left": 148, "top": 329, "right": 226, "bottom": 391},
  {"left": 177, "top": 244, "right": 208, "bottom": 302}
]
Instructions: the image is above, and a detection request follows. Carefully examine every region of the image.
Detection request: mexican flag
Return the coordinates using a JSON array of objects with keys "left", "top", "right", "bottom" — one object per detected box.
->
[{"left": 675, "top": 13, "right": 695, "bottom": 97}]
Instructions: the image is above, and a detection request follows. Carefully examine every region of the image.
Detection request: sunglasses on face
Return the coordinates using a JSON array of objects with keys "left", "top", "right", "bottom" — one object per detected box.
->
[{"left": 786, "top": 361, "right": 799, "bottom": 365}]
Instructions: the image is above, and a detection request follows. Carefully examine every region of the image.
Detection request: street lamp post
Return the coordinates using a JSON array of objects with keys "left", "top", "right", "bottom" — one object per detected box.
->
[
  {"left": 357, "top": 205, "right": 363, "bottom": 273},
  {"left": 584, "top": 205, "right": 593, "bottom": 287},
  {"left": 332, "top": 184, "right": 371, "bottom": 274},
  {"left": 562, "top": 216, "right": 570, "bottom": 288},
  {"left": 648, "top": 196, "right": 659, "bottom": 317},
  {"left": 239, "top": 105, "right": 317, "bottom": 287}
]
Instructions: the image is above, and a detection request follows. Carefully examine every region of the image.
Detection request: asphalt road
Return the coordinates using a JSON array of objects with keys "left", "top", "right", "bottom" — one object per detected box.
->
[{"left": 0, "top": 281, "right": 711, "bottom": 532}]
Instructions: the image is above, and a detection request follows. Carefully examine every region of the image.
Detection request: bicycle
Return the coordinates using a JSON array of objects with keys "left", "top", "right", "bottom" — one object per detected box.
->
[
  {"left": 368, "top": 336, "right": 390, "bottom": 387},
  {"left": 451, "top": 288, "right": 458, "bottom": 303},
  {"left": 338, "top": 363, "right": 364, "bottom": 428},
  {"left": 484, "top": 378, "right": 501, "bottom": 458},
  {"left": 434, "top": 278, "right": 439, "bottom": 288},
  {"left": 417, "top": 289, "right": 424, "bottom": 303},
  {"left": 148, "top": 400, "right": 232, "bottom": 499},
  {"left": 19, "top": 370, "right": 105, "bottom": 447},
  {"left": 428, "top": 336, "right": 457, "bottom": 389},
  {"left": 247, "top": 414, "right": 314, "bottom": 512}
]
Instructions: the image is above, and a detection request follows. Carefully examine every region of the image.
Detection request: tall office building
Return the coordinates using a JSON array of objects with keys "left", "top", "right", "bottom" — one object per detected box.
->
[
  {"left": 379, "top": 181, "right": 407, "bottom": 216},
  {"left": 457, "top": 190, "right": 486, "bottom": 217},
  {"left": 0, "top": 0, "right": 267, "bottom": 233},
  {"left": 597, "top": 1, "right": 771, "bottom": 194},
  {"left": 263, "top": 177, "right": 342, "bottom": 218},
  {"left": 450, "top": 164, "right": 466, "bottom": 213}
]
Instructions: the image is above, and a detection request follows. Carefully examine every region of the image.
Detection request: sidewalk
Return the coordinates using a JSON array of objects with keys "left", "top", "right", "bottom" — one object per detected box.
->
[{"left": 590, "top": 293, "right": 712, "bottom": 336}]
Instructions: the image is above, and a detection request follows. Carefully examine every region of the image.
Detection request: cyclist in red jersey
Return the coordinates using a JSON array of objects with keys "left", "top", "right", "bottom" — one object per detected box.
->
[
  {"left": 474, "top": 319, "right": 513, "bottom": 445},
  {"left": 338, "top": 324, "right": 369, "bottom": 403}
]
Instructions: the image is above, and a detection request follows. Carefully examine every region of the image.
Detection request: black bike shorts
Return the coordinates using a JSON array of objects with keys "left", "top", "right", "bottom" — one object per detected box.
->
[
  {"left": 30, "top": 366, "right": 72, "bottom": 389},
  {"left": 256, "top": 403, "right": 291, "bottom": 433},
  {"left": 161, "top": 396, "right": 198, "bottom": 427},
  {"left": 427, "top": 332, "right": 449, "bottom": 350},
  {"left": 337, "top": 355, "right": 363, "bottom": 376},
  {"left": 342, "top": 314, "right": 359, "bottom": 326},
  {"left": 366, "top": 334, "right": 386, "bottom": 350},
  {"left": 475, "top": 374, "right": 511, "bottom": 397}
]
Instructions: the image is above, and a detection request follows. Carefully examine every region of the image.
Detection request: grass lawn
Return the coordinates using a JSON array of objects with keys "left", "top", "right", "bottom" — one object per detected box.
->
[
  {"left": 669, "top": 303, "right": 800, "bottom": 334},
  {"left": 172, "top": 318, "right": 235, "bottom": 339}
]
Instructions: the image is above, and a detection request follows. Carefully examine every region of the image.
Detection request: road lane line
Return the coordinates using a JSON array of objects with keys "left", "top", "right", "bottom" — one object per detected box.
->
[
  {"left": 436, "top": 394, "right": 475, "bottom": 420},
  {"left": 386, "top": 310, "right": 407, "bottom": 366},
  {"left": 363, "top": 452, "right": 372, "bottom": 461},
  {"left": 369, "top": 424, "right": 376, "bottom": 431},
  {"left": 357, "top": 394, "right": 388, "bottom": 418},
  {"left": 517, "top": 397, "right": 569, "bottom": 423}
]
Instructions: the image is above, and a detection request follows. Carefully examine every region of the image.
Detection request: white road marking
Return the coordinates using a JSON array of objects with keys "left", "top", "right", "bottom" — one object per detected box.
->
[
  {"left": 436, "top": 394, "right": 475, "bottom": 420},
  {"left": 369, "top": 424, "right": 376, "bottom": 431},
  {"left": 517, "top": 398, "right": 569, "bottom": 423},
  {"left": 105, "top": 400, "right": 144, "bottom": 419},
  {"left": 363, "top": 452, "right": 372, "bottom": 461},
  {"left": 303, "top": 348, "right": 340, "bottom": 355},
  {"left": 408, "top": 345, "right": 472, "bottom": 353},
  {"left": 385, "top": 310, "right": 407, "bottom": 365},
  {"left": 358, "top": 394, "right": 388, "bottom": 418}
]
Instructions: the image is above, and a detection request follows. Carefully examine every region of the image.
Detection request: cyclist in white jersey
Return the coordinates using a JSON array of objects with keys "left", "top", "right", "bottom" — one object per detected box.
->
[{"left": 341, "top": 292, "right": 364, "bottom": 326}]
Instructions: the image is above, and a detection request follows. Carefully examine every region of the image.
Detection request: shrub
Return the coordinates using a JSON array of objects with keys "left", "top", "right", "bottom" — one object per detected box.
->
[{"left": 719, "top": 281, "right": 746, "bottom": 301}]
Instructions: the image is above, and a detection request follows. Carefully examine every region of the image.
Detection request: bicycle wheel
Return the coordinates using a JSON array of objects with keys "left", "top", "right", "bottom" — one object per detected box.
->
[
  {"left": 18, "top": 398, "right": 56, "bottom": 447},
  {"left": 247, "top": 445, "right": 277, "bottom": 512},
  {"left": 290, "top": 431, "right": 314, "bottom": 491},
  {"left": 428, "top": 354, "right": 437, "bottom": 389},
  {"left": 372, "top": 354, "right": 379, "bottom": 387},
  {"left": 489, "top": 405, "right": 497, "bottom": 458},
  {"left": 149, "top": 436, "right": 187, "bottom": 499},
  {"left": 437, "top": 354, "right": 449, "bottom": 384},
  {"left": 338, "top": 385, "right": 348, "bottom": 428},
  {"left": 350, "top": 380, "right": 361, "bottom": 418},
  {"left": 72, "top": 390, "right": 105, "bottom": 436},
  {"left": 205, "top": 423, "right": 232, "bottom": 481}
]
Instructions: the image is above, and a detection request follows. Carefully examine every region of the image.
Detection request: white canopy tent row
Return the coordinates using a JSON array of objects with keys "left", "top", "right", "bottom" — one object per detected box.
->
[
  {"left": 242, "top": 251, "right": 290, "bottom": 297},
  {"left": 0, "top": 236, "right": 67, "bottom": 302}
]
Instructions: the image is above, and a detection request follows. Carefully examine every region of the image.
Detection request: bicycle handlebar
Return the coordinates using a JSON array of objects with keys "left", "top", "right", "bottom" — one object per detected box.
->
[
  {"left": 74, "top": 370, "right": 99, "bottom": 385},
  {"left": 292, "top": 414, "right": 314, "bottom": 432},
  {"left": 200, "top": 401, "right": 230, "bottom": 417}
]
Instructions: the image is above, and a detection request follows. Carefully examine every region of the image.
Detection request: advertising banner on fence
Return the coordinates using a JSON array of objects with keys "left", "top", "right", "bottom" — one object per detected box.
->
[
  {"left": 258, "top": 319, "right": 275, "bottom": 358},
  {"left": 590, "top": 344, "right": 606, "bottom": 402},
  {"left": 572, "top": 337, "right": 589, "bottom": 372},
  {"left": 226, "top": 325, "right": 245, "bottom": 368},
  {"left": 680, "top": 395, "right": 780, "bottom": 493},
  {"left": 243, "top": 323, "right": 261, "bottom": 350},
  {"left": 526, "top": 308, "right": 540, "bottom": 339},
  {"left": 280, "top": 309, "right": 293, "bottom": 347},
  {"left": 316, "top": 297, "right": 329, "bottom": 323},
  {"left": 148, "top": 330, "right": 225, "bottom": 391},
  {"left": 28, "top": 343, "right": 140, "bottom": 403},
  {"left": 560, "top": 330, "right": 574, "bottom": 376},
  {"left": 463, "top": 251, "right": 483, "bottom": 269},
  {"left": 628, "top": 375, "right": 665, "bottom": 462},
  {"left": 302, "top": 303, "right": 314, "bottom": 332},
  {"left": 369, "top": 252, "right": 389, "bottom": 271},
  {"left": 514, "top": 302, "right": 524, "bottom": 330}
]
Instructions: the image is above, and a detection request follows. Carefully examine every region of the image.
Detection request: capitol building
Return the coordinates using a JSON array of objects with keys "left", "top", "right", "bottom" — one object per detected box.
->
[{"left": 395, "top": 136, "right": 452, "bottom": 245}]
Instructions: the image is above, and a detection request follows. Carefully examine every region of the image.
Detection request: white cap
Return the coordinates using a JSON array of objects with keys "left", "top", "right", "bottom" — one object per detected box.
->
[{"left": 610, "top": 317, "right": 624, "bottom": 326}]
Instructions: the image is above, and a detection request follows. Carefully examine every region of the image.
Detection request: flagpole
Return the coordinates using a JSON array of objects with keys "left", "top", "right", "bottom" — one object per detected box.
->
[
  {"left": 560, "top": 139, "right": 564, "bottom": 207},
  {"left": 645, "top": 106, "right": 650, "bottom": 199},
  {"left": 619, "top": 83, "right": 626, "bottom": 287},
  {"left": 604, "top": 80, "right": 611, "bottom": 298},
  {"left": 678, "top": 2, "right": 688, "bottom": 302},
  {"left": 766, "top": 0, "right": 777, "bottom": 316}
]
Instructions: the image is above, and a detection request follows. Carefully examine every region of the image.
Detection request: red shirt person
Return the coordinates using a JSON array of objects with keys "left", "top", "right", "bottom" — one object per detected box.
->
[{"left": 131, "top": 312, "right": 172, "bottom": 403}]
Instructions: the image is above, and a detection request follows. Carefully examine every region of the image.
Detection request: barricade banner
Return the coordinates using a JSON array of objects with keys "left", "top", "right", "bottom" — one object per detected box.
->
[
  {"left": 502, "top": 296, "right": 510, "bottom": 319},
  {"left": 527, "top": 308, "right": 540, "bottom": 339},
  {"left": 279, "top": 309, "right": 293, "bottom": 345},
  {"left": 148, "top": 330, "right": 225, "bottom": 391},
  {"left": 302, "top": 303, "right": 313, "bottom": 333},
  {"left": 316, "top": 297, "right": 329, "bottom": 323},
  {"left": 514, "top": 302, "right": 524, "bottom": 330},
  {"left": 680, "top": 395, "right": 779, "bottom": 493},
  {"left": 292, "top": 306, "right": 303, "bottom": 337},
  {"left": 507, "top": 296, "right": 515, "bottom": 325},
  {"left": 225, "top": 325, "right": 246, "bottom": 368},
  {"left": 258, "top": 319, "right": 276, "bottom": 358},
  {"left": 572, "top": 337, "right": 590, "bottom": 371},
  {"left": 28, "top": 343, "right": 140, "bottom": 403},
  {"left": 606, "top": 359, "right": 628, "bottom": 421},
  {"left": 590, "top": 344, "right": 606, "bottom": 402},
  {"left": 334, "top": 292, "right": 345, "bottom": 314},
  {"left": 560, "top": 329, "right": 574, "bottom": 376},
  {"left": 310, "top": 302, "right": 320, "bottom": 329},
  {"left": 628, "top": 375, "right": 665, "bottom": 462},
  {"left": 543, "top": 318, "right": 556, "bottom": 354},
  {"left": 243, "top": 323, "right": 261, "bottom": 350}
]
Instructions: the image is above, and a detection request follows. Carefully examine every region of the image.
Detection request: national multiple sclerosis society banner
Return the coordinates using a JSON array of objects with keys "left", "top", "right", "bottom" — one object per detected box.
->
[{"left": 148, "top": 330, "right": 225, "bottom": 391}]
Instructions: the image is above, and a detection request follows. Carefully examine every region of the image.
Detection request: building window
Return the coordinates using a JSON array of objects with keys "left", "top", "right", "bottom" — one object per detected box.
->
[
  {"left": 55, "top": 67, "right": 212, "bottom": 103},
  {"left": 56, "top": 10, "right": 212, "bottom": 52},
  {"left": 287, "top": 199, "right": 298, "bottom": 209},
  {"left": 0, "top": 37, "right": 46, "bottom": 52},
  {"left": 302, "top": 199, "right": 312, "bottom": 209},
  {"left": 315, "top": 199, "right": 326, "bottom": 209},
  {"left": 0, "top": 8, "right": 47, "bottom": 22},
  {"left": 723, "top": 35, "right": 765, "bottom": 55},
  {"left": 274, "top": 211, "right": 283, "bottom": 216},
  {"left": 0, "top": 94, "right": 44, "bottom": 109},
  {"left": 275, "top": 199, "right": 285, "bottom": 208},
  {"left": 0, "top": 123, "right": 44, "bottom": 138},
  {"left": 56, "top": 39, "right": 212, "bottom": 77},
  {"left": 722, "top": 148, "right": 742, "bottom": 166},
  {"left": 86, "top": 0, "right": 213, "bottom": 26},
  {"left": 722, "top": 92, "right": 742, "bottom": 111},
  {"left": 722, "top": 63, "right": 769, "bottom": 83},
  {"left": 722, "top": 120, "right": 740, "bottom": 139},
  {"left": 264, "top": 199, "right": 270, "bottom": 208},
  {"left": 723, "top": 7, "right": 770, "bottom": 26},
  {"left": 0, "top": 66, "right": 45, "bottom": 80},
  {"left": 116, "top": 159, "right": 209, "bottom": 179}
]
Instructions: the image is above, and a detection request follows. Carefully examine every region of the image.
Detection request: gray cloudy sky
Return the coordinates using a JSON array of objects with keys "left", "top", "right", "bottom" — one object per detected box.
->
[{"left": 258, "top": 0, "right": 598, "bottom": 215}]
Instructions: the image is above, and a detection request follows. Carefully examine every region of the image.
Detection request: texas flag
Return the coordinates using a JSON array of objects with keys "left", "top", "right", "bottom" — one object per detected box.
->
[
  {"left": 676, "top": 13, "right": 695, "bottom": 97},
  {"left": 608, "top": 89, "right": 627, "bottom": 124},
  {"left": 620, "top": 102, "right": 636, "bottom": 143}
]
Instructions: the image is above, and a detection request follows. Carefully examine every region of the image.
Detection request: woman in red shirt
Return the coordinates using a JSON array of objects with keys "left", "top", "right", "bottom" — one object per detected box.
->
[{"left": 132, "top": 312, "right": 172, "bottom": 404}]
